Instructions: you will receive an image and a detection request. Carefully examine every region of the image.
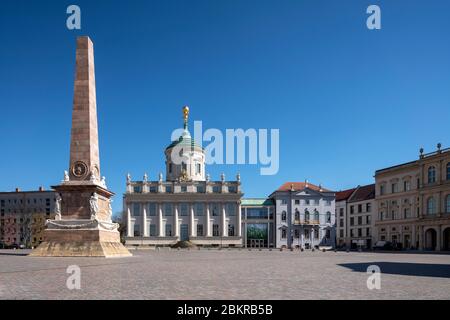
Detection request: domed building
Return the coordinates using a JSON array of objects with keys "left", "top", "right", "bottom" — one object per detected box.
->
[{"left": 123, "top": 107, "right": 243, "bottom": 247}]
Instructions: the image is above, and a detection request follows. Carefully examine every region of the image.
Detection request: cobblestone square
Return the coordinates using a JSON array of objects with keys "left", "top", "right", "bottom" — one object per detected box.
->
[{"left": 0, "top": 249, "right": 449, "bottom": 300}]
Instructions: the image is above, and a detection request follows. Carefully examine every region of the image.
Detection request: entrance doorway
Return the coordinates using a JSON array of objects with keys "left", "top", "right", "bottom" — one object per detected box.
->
[
  {"left": 424, "top": 228, "right": 437, "bottom": 250},
  {"left": 180, "top": 224, "right": 189, "bottom": 241},
  {"left": 403, "top": 234, "right": 410, "bottom": 249},
  {"left": 443, "top": 228, "right": 450, "bottom": 251}
]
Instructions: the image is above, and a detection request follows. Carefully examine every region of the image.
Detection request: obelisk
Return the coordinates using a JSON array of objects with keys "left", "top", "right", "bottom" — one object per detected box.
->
[{"left": 30, "top": 37, "right": 131, "bottom": 257}]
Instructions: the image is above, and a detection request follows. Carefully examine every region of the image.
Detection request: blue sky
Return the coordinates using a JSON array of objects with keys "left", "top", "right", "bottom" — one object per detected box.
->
[{"left": 1, "top": 0, "right": 449, "bottom": 215}]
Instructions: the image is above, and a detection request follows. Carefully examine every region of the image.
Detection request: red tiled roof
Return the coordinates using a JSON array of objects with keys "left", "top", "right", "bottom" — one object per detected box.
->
[
  {"left": 276, "top": 182, "right": 330, "bottom": 192},
  {"left": 349, "top": 184, "right": 375, "bottom": 202},
  {"left": 335, "top": 188, "right": 357, "bottom": 201}
]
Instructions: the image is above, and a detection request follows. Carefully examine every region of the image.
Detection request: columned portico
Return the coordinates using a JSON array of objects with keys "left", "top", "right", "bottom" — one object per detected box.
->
[{"left": 123, "top": 107, "right": 243, "bottom": 247}]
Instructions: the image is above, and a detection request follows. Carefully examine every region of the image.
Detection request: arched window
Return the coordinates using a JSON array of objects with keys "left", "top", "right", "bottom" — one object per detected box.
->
[
  {"left": 427, "top": 197, "right": 436, "bottom": 214},
  {"left": 281, "top": 211, "right": 287, "bottom": 222},
  {"left": 313, "top": 209, "right": 319, "bottom": 221},
  {"left": 446, "top": 195, "right": 450, "bottom": 213},
  {"left": 326, "top": 211, "right": 331, "bottom": 223},
  {"left": 447, "top": 163, "right": 450, "bottom": 181},
  {"left": 304, "top": 209, "right": 310, "bottom": 222},
  {"left": 294, "top": 209, "right": 300, "bottom": 221},
  {"left": 428, "top": 166, "right": 436, "bottom": 184}
]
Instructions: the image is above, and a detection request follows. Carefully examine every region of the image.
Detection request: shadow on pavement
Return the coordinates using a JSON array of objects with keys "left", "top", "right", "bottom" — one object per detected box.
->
[{"left": 338, "top": 262, "right": 450, "bottom": 278}]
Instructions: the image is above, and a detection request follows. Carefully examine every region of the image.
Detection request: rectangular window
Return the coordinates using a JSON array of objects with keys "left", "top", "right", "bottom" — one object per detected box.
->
[
  {"left": 295, "top": 200, "right": 300, "bottom": 205},
  {"left": 339, "top": 208, "right": 344, "bottom": 217},
  {"left": 350, "top": 217, "right": 354, "bottom": 226},
  {"left": 366, "top": 215, "right": 371, "bottom": 224},
  {"left": 404, "top": 208, "right": 410, "bottom": 219},
  {"left": 366, "top": 203, "right": 371, "bottom": 212},
  {"left": 165, "top": 186, "right": 172, "bottom": 193},
  {"left": 404, "top": 180, "right": 410, "bottom": 191},
  {"left": 366, "top": 228, "right": 371, "bottom": 237},
  {"left": 247, "top": 208, "right": 268, "bottom": 220},
  {"left": 149, "top": 186, "right": 157, "bottom": 193},
  {"left": 211, "top": 204, "right": 219, "bottom": 216},
  {"left": 305, "top": 199, "right": 310, "bottom": 205},
  {"left": 358, "top": 204, "right": 362, "bottom": 213},
  {"left": 165, "top": 224, "right": 172, "bottom": 236},
  {"left": 228, "top": 186, "right": 236, "bottom": 193},
  {"left": 350, "top": 206, "right": 354, "bottom": 214},
  {"left": 281, "top": 199, "right": 288, "bottom": 205},
  {"left": 197, "top": 224, "right": 203, "bottom": 236},
  {"left": 294, "top": 229, "right": 299, "bottom": 238},
  {"left": 228, "top": 224, "right": 235, "bottom": 236},
  {"left": 339, "top": 219, "right": 344, "bottom": 228},
  {"left": 149, "top": 224, "right": 157, "bottom": 236},
  {"left": 164, "top": 203, "right": 172, "bottom": 216},
  {"left": 180, "top": 203, "right": 188, "bottom": 216},
  {"left": 350, "top": 229, "right": 354, "bottom": 237},
  {"left": 380, "top": 185, "right": 385, "bottom": 195},
  {"left": 133, "top": 224, "right": 141, "bottom": 237},
  {"left": 281, "top": 229, "right": 287, "bottom": 239},
  {"left": 358, "top": 216, "right": 362, "bottom": 225},
  {"left": 196, "top": 163, "right": 201, "bottom": 175},
  {"left": 196, "top": 203, "right": 204, "bottom": 216},
  {"left": 196, "top": 185, "right": 205, "bottom": 193},
  {"left": 181, "top": 186, "right": 187, "bottom": 193},
  {"left": 227, "top": 203, "right": 236, "bottom": 216},
  {"left": 392, "top": 183, "right": 398, "bottom": 193},
  {"left": 133, "top": 186, "right": 142, "bottom": 193},
  {"left": 212, "top": 186, "right": 220, "bottom": 193},
  {"left": 339, "top": 229, "right": 344, "bottom": 238},
  {"left": 358, "top": 228, "right": 362, "bottom": 237},
  {"left": 148, "top": 203, "right": 157, "bottom": 216},
  {"left": 132, "top": 203, "right": 140, "bottom": 217},
  {"left": 213, "top": 224, "right": 220, "bottom": 236}
]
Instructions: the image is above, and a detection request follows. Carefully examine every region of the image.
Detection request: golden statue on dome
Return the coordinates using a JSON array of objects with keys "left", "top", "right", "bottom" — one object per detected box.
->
[{"left": 183, "top": 105, "right": 189, "bottom": 130}]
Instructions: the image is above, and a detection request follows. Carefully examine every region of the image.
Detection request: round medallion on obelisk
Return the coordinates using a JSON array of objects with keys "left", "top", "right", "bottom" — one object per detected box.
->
[{"left": 72, "top": 161, "right": 88, "bottom": 178}]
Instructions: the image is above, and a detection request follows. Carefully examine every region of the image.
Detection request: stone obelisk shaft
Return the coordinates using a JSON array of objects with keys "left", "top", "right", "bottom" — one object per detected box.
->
[{"left": 69, "top": 36, "right": 100, "bottom": 181}]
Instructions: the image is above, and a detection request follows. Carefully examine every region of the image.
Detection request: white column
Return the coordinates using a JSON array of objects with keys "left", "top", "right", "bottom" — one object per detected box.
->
[
  {"left": 189, "top": 203, "right": 195, "bottom": 237},
  {"left": 174, "top": 203, "right": 179, "bottom": 237},
  {"left": 142, "top": 203, "right": 148, "bottom": 237},
  {"left": 158, "top": 203, "right": 163, "bottom": 236},
  {"left": 222, "top": 203, "right": 227, "bottom": 237},
  {"left": 237, "top": 202, "right": 242, "bottom": 237},
  {"left": 206, "top": 204, "right": 211, "bottom": 237},
  {"left": 127, "top": 203, "right": 132, "bottom": 237}
]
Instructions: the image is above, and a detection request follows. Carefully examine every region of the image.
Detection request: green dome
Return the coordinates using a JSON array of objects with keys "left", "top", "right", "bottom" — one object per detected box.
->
[{"left": 165, "top": 130, "right": 203, "bottom": 151}]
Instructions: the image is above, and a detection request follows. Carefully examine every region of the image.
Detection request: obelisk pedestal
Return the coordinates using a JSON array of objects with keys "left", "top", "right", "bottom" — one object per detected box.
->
[{"left": 30, "top": 37, "right": 131, "bottom": 257}]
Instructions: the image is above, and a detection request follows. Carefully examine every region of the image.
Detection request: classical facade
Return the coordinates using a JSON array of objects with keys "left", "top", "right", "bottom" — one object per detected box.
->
[
  {"left": 374, "top": 144, "right": 450, "bottom": 251},
  {"left": 270, "top": 182, "right": 336, "bottom": 249},
  {"left": 346, "top": 184, "right": 375, "bottom": 249},
  {"left": 241, "top": 198, "right": 275, "bottom": 248},
  {"left": 335, "top": 188, "right": 356, "bottom": 248},
  {"left": 123, "top": 107, "right": 243, "bottom": 247},
  {"left": 0, "top": 187, "right": 56, "bottom": 248}
]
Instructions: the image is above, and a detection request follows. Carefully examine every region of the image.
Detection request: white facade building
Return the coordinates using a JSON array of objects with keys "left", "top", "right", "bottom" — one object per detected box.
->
[
  {"left": 270, "top": 182, "right": 336, "bottom": 249},
  {"left": 123, "top": 107, "right": 243, "bottom": 247}
]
